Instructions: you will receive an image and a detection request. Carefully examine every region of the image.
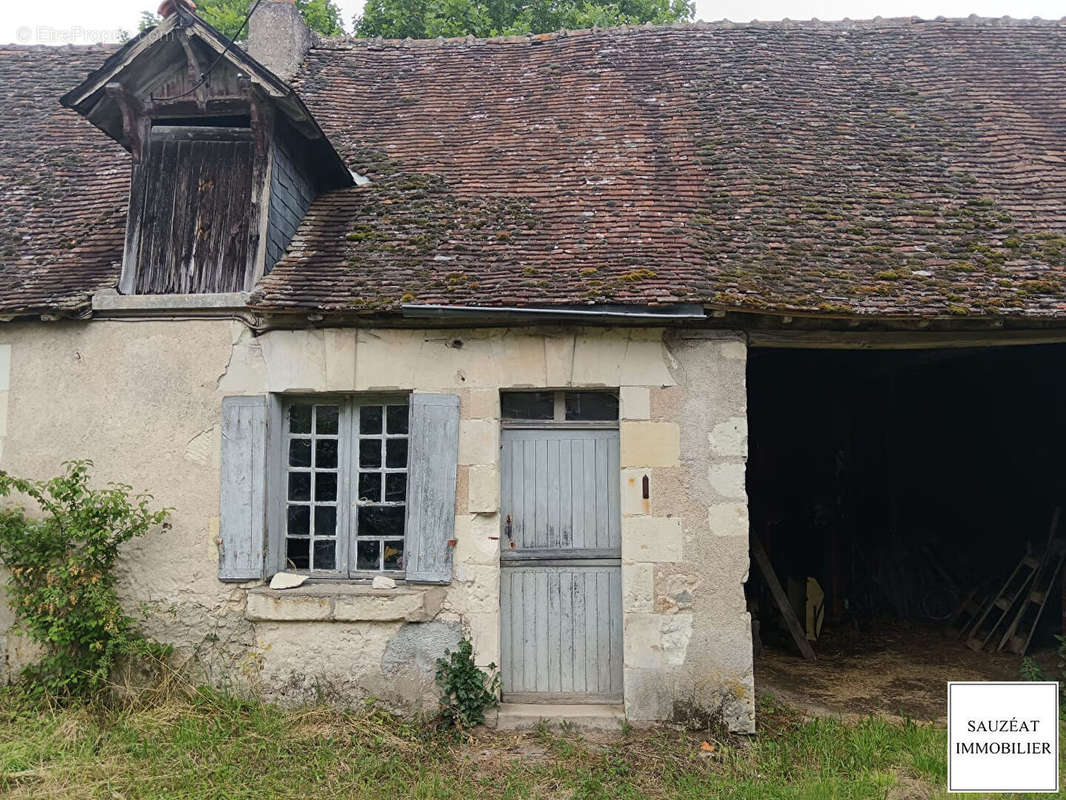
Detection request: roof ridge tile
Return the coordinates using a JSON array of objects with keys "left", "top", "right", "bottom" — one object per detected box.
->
[{"left": 308, "top": 15, "right": 1066, "bottom": 51}]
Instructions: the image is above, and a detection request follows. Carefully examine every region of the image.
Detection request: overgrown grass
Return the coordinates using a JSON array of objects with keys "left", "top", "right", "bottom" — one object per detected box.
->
[{"left": 0, "top": 688, "right": 1059, "bottom": 799}]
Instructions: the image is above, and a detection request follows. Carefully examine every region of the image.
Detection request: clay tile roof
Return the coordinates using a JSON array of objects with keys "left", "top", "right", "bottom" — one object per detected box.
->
[
  {"left": 0, "top": 43, "right": 128, "bottom": 316},
  {"left": 4, "top": 19, "right": 1066, "bottom": 320}
]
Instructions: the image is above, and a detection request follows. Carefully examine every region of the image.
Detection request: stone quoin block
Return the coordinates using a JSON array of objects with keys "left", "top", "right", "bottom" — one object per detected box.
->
[
  {"left": 707, "top": 461, "right": 747, "bottom": 499},
  {"left": 622, "top": 516, "right": 683, "bottom": 563},
  {"left": 623, "top": 667, "right": 674, "bottom": 721},
  {"left": 463, "top": 388, "right": 499, "bottom": 420},
  {"left": 621, "top": 468, "right": 652, "bottom": 516},
  {"left": 466, "top": 465, "right": 499, "bottom": 513},
  {"left": 708, "top": 417, "right": 748, "bottom": 458},
  {"left": 459, "top": 419, "right": 498, "bottom": 466},
  {"left": 708, "top": 502, "right": 749, "bottom": 538},
  {"left": 623, "top": 613, "right": 665, "bottom": 670},
  {"left": 621, "top": 422, "right": 681, "bottom": 467},
  {"left": 619, "top": 386, "right": 651, "bottom": 420},
  {"left": 622, "top": 562, "right": 655, "bottom": 612},
  {"left": 452, "top": 513, "right": 501, "bottom": 566},
  {"left": 465, "top": 611, "right": 501, "bottom": 667}
]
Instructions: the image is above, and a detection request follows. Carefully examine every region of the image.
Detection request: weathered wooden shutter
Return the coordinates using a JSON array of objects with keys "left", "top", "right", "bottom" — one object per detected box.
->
[
  {"left": 219, "top": 396, "right": 268, "bottom": 582},
  {"left": 264, "top": 394, "right": 286, "bottom": 578},
  {"left": 404, "top": 393, "right": 460, "bottom": 583}
]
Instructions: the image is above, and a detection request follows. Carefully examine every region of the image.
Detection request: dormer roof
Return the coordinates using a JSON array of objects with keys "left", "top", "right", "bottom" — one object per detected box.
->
[{"left": 59, "top": 6, "right": 349, "bottom": 189}]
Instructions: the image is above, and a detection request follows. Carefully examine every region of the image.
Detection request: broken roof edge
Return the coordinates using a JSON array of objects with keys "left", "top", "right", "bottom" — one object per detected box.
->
[{"left": 312, "top": 14, "right": 1066, "bottom": 50}]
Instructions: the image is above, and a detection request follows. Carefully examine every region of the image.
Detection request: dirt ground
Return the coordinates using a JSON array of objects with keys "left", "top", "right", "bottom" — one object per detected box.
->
[{"left": 755, "top": 620, "right": 1058, "bottom": 722}]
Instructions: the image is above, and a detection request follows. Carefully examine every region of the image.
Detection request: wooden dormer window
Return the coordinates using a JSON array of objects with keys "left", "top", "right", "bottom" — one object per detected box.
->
[
  {"left": 126, "top": 123, "right": 256, "bottom": 295},
  {"left": 59, "top": 8, "right": 354, "bottom": 300}
]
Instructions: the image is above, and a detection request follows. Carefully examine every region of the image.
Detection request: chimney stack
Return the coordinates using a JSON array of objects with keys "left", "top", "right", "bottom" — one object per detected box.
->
[
  {"left": 247, "top": 0, "right": 312, "bottom": 82},
  {"left": 157, "top": 0, "right": 197, "bottom": 17}
]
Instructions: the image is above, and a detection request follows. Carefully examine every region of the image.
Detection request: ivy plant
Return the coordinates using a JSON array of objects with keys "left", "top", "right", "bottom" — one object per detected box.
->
[
  {"left": 0, "top": 461, "right": 171, "bottom": 698},
  {"left": 435, "top": 638, "right": 500, "bottom": 729}
]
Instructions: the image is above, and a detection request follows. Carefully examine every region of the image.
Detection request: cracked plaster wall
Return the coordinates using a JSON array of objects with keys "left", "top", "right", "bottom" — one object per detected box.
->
[{"left": 0, "top": 321, "right": 753, "bottom": 728}]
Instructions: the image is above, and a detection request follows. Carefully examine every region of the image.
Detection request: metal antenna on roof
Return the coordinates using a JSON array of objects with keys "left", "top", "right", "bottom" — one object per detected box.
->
[{"left": 150, "top": 0, "right": 265, "bottom": 103}]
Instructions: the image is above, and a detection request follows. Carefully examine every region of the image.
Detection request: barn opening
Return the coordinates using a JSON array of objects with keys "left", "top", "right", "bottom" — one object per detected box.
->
[{"left": 746, "top": 343, "right": 1066, "bottom": 718}]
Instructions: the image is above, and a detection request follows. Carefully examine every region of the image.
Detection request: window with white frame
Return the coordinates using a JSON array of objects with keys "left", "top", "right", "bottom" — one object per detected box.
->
[{"left": 282, "top": 397, "right": 409, "bottom": 576}]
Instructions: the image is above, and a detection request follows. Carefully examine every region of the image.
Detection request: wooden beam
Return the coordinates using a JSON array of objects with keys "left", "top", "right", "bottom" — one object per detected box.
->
[
  {"left": 247, "top": 86, "right": 275, "bottom": 291},
  {"left": 748, "top": 329, "right": 1066, "bottom": 351},
  {"left": 104, "top": 82, "right": 148, "bottom": 162},
  {"left": 751, "top": 534, "right": 817, "bottom": 661},
  {"left": 176, "top": 30, "right": 208, "bottom": 111},
  {"left": 118, "top": 160, "right": 150, "bottom": 294},
  {"left": 62, "top": 17, "right": 179, "bottom": 108}
]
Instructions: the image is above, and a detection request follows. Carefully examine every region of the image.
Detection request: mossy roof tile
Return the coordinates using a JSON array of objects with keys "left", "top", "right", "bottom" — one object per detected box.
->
[{"left": 4, "top": 19, "right": 1066, "bottom": 319}]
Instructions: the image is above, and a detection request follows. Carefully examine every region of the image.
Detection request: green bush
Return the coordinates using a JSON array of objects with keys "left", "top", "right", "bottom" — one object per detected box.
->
[
  {"left": 435, "top": 638, "right": 500, "bottom": 729},
  {"left": 0, "top": 460, "right": 171, "bottom": 698}
]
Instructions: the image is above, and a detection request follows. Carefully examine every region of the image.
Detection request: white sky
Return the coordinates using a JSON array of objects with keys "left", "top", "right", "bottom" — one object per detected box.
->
[{"left": 1, "top": 0, "right": 1062, "bottom": 44}]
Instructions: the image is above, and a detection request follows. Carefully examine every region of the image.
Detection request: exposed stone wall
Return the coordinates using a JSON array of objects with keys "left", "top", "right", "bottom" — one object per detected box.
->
[
  {"left": 615, "top": 331, "right": 753, "bottom": 731},
  {"left": 0, "top": 321, "right": 753, "bottom": 729}
]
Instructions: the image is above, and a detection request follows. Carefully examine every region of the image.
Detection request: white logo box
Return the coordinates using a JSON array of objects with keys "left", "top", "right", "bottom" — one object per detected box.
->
[{"left": 948, "top": 681, "right": 1059, "bottom": 793}]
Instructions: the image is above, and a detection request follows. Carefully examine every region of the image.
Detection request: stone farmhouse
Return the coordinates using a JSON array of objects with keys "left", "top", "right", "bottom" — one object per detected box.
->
[{"left": 1, "top": 1, "right": 1065, "bottom": 731}]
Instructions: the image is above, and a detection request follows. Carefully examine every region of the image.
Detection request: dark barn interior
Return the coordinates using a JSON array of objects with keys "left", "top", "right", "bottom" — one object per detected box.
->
[{"left": 746, "top": 344, "right": 1066, "bottom": 718}]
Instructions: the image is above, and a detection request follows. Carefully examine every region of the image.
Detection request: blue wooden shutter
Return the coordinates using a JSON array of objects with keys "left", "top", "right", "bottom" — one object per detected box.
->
[
  {"left": 219, "top": 396, "right": 268, "bottom": 581},
  {"left": 404, "top": 393, "right": 460, "bottom": 583}
]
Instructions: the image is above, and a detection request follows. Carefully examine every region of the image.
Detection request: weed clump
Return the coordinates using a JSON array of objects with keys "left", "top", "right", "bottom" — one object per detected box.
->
[{"left": 435, "top": 638, "right": 499, "bottom": 730}]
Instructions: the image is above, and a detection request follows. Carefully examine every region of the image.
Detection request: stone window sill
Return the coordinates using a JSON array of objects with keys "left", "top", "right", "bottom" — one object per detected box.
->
[{"left": 245, "top": 583, "right": 445, "bottom": 623}]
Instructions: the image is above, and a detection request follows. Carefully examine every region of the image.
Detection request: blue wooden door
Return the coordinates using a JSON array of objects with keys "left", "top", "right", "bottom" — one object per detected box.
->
[{"left": 500, "top": 428, "right": 623, "bottom": 702}]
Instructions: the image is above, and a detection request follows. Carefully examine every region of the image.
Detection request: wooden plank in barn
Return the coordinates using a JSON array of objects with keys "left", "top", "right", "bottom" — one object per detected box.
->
[{"left": 751, "top": 534, "right": 816, "bottom": 661}]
